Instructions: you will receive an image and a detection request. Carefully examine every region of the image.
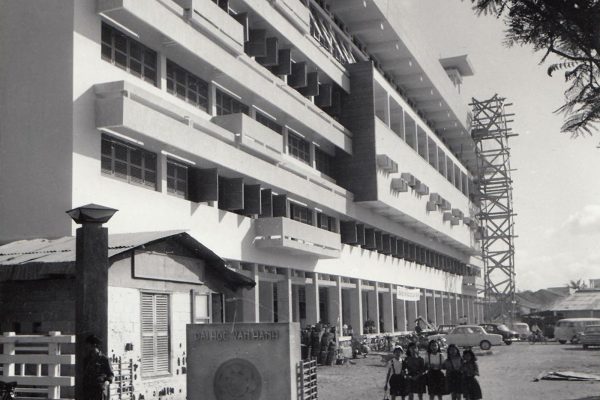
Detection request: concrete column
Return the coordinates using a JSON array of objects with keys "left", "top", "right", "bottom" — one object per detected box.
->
[
  {"left": 367, "top": 287, "right": 379, "bottom": 333},
  {"left": 305, "top": 274, "right": 320, "bottom": 326},
  {"left": 458, "top": 296, "right": 465, "bottom": 324},
  {"left": 406, "top": 299, "right": 417, "bottom": 332},
  {"left": 276, "top": 270, "right": 293, "bottom": 322},
  {"left": 394, "top": 291, "right": 407, "bottom": 332},
  {"left": 259, "top": 280, "right": 274, "bottom": 322},
  {"left": 417, "top": 290, "right": 427, "bottom": 323},
  {"left": 75, "top": 221, "right": 110, "bottom": 400},
  {"left": 327, "top": 276, "right": 343, "bottom": 335},
  {"left": 349, "top": 281, "right": 364, "bottom": 335},
  {"left": 426, "top": 291, "right": 436, "bottom": 325},
  {"left": 435, "top": 292, "right": 444, "bottom": 325},
  {"left": 466, "top": 296, "right": 474, "bottom": 324},
  {"left": 381, "top": 286, "right": 394, "bottom": 333},
  {"left": 241, "top": 264, "right": 259, "bottom": 322}
]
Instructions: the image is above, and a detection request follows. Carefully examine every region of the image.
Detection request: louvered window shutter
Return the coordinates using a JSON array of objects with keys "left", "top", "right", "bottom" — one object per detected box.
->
[{"left": 141, "top": 293, "right": 170, "bottom": 376}]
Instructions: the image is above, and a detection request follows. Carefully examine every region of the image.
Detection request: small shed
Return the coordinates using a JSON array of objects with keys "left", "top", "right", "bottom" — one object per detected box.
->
[{"left": 0, "top": 230, "right": 255, "bottom": 400}]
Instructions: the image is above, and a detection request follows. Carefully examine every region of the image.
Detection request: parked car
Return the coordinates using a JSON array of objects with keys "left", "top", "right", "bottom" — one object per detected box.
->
[
  {"left": 445, "top": 325, "right": 503, "bottom": 350},
  {"left": 579, "top": 325, "right": 600, "bottom": 349},
  {"left": 479, "top": 323, "right": 520, "bottom": 345},
  {"left": 437, "top": 324, "right": 456, "bottom": 335},
  {"left": 511, "top": 322, "right": 531, "bottom": 340},
  {"left": 554, "top": 318, "right": 600, "bottom": 344}
]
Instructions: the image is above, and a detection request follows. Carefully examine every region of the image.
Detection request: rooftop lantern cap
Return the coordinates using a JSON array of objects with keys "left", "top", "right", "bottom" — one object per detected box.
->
[{"left": 66, "top": 203, "right": 118, "bottom": 224}]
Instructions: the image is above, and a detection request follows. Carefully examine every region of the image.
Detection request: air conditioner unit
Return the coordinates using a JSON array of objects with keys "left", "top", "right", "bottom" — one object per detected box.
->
[
  {"left": 376, "top": 154, "right": 398, "bottom": 173},
  {"left": 463, "top": 217, "right": 473, "bottom": 225},
  {"left": 451, "top": 208, "right": 463, "bottom": 218},
  {"left": 426, "top": 200, "right": 437, "bottom": 211},
  {"left": 390, "top": 178, "right": 408, "bottom": 192},
  {"left": 401, "top": 173, "right": 417, "bottom": 187},
  {"left": 451, "top": 217, "right": 460, "bottom": 226},
  {"left": 416, "top": 183, "right": 429, "bottom": 195},
  {"left": 429, "top": 193, "right": 441, "bottom": 204},
  {"left": 441, "top": 199, "right": 451, "bottom": 211},
  {"left": 443, "top": 212, "right": 453, "bottom": 222}
]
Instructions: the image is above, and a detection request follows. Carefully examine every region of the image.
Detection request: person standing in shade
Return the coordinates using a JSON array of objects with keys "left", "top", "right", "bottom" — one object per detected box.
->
[
  {"left": 424, "top": 340, "right": 445, "bottom": 400},
  {"left": 385, "top": 346, "right": 408, "bottom": 400},
  {"left": 325, "top": 327, "right": 338, "bottom": 366},
  {"left": 443, "top": 344, "right": 463, "bottom": 400},
  {"left": 82, "top": 334, "right": 114, "bottom": 400},
  {"left": 404, "top": 342, "right": 426, "bottom": 400},
  {"left": 461, "top": 349, "right": 482, "bottom": 400},
  {"left": 310, "top": 324, "right": 322, "bottom": 360}
]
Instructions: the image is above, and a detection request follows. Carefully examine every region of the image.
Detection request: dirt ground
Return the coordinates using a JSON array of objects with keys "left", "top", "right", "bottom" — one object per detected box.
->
[{"left": 317, "top": 342, "right": 600, "bottom": 400}]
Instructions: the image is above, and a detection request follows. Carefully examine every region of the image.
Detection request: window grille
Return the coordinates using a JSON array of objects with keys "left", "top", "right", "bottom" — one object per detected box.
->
[
  {"left": 166, "top": 60, "right": 209, "bottom": 112},
  {"left": 255, "top": 111, "right": 283, "bottom": 134},
  {"left": 101, "top": 23, "right": 157, "bottom": 85},
  {"left": 290, "top": 203, "right": 313, "bottom": 225},
  {"left": 166, "top": 159, "right": 188, "bottom": 198},
  {"left": 215, "top": 89, "right": 249, "bottom": 116},
  {"left": 314, "top": 147, "right": 333, "bottom": 176},
  {"left": 101, "top": 135, "right": 157, "bottom": 189},
  {"left": 288, "top": 131, "right": 311, "bottom": 164}
]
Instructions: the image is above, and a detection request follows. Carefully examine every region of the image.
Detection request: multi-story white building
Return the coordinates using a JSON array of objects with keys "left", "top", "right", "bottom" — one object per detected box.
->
[{"left": 0, "top": 0, "right": 484, "bottom": 339}]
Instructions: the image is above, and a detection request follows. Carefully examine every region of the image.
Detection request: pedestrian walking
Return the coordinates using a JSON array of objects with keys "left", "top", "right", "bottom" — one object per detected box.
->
[
  {"left": 384, "top": 346, "right": 408, "bottom": 400},
  {"left": 461, "top": 349, "right": 482, "bottom": 400},
  {"left": 82, "top": 334, "right": 114, "bottom": 400},
  {"left": 443, "top": 344, "right": 463, "bottom": 400},
  {"left": 424, "top": 340, "right": 445, "bottom": 400},
  {"left": 404, "top": 342, "right": 426, "bottom": 400}
]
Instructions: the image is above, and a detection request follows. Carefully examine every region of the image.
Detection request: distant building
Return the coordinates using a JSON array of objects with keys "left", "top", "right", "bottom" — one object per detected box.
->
[
  {"left": 588, "top": 279, "right": 600, "bottom": 289},
  {"left": 550, "top": 289, "right": 600, "bottom": 319},
  {"left": 515, "top": 288, "right": 568, "bottom": 315}
]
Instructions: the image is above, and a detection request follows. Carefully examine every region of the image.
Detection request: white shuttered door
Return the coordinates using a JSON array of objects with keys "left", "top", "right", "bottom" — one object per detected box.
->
[{"left": 141, "top": 292, "right": 170, "bottom": 376}]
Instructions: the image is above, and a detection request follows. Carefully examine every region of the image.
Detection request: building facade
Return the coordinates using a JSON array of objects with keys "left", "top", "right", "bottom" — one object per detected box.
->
[{"left": 0, "top": 0, "right": 484, "bottom": 340}]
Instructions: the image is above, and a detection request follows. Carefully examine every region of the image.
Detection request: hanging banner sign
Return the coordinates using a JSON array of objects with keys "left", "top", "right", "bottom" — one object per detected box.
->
[{"left": 396, "top": 286, "right": 421, "bottom": 301}]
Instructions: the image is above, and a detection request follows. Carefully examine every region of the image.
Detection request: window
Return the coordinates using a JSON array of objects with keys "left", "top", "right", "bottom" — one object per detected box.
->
[
  {"left": 101, "top": 135, "right": 157, "bottom": 189},
  {"left": 315, "top": 147, "right": 333, "bottom": 177},
  {"left": 290, "top": 202, "right": 312, "bottom": 225},
  {"left": 288, "top": 131, "right": 310, "bottom": 164},
  {"left": 166, "top": 60, "right": 209, "bottom": 112},
  {"left": 215, "top": 89, "right": 249, "bottom": 116},
  {"left": 141, "top": 292, "right": 170, "bottom": 376},
  {"left": 166, "top": 159, "right": 188, "bottom": 198},
  {"left": 317, "top": 212, "right": 337, "bottom": 233},
  {"left": 192, "top": 291, "right": 211, "bottom": 324},
  {"left": 101, "top": 23, "right": 157, "bottom": 85},
  {"left": 255, "top": 111, "right": 283, "bottom": 134}
]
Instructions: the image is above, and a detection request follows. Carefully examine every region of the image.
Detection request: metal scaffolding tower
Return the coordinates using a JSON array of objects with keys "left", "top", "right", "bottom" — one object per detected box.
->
[{"left": 470, "top": 95, "right": 517, "bottom": 322}]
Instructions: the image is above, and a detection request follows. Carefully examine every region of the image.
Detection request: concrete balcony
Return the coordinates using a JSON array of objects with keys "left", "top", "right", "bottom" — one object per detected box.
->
[
  {"left": 96, "top": 0, "right": 352, "bottom": 154},
  {"left": 212, "top": 113, "right": 283, "bottom": 163},
  {"left": 254, "top": 217, "right": 341, "bottom": 258},
  {"left": 174, "top": 0, "right": 245, "bottom": 54},
  {"left": 270, "top": 0, "right": 310, "bottom": 34}
]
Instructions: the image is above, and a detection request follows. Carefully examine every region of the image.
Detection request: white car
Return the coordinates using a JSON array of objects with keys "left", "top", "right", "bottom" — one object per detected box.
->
[{"left": 445, "top": 325, "right": 504, "bottom": 350}]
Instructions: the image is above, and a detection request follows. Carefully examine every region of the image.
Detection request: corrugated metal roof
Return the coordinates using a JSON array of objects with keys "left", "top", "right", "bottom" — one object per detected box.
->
[
  {"left": 550, "top": 290, "right": 600, "bottom": 311},
  {"left": 0, "top": 230, "right": 186, "bottom": 265},
  {"left": 0, "top": 230, "right": 255, "bottom": 289}
]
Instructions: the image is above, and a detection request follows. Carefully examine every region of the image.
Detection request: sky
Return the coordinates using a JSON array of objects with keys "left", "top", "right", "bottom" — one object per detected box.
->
[{"left": 401, "top": 1, "right": 600, "bottom": 291}]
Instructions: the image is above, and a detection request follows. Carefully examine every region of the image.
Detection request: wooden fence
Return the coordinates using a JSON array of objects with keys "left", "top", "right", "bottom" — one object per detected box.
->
[
  {"left": 0, "top": 331, "right": 75, "bottom": 399},
  {"left": 297, "top": 359, "right": 318, "bottom": 400}
]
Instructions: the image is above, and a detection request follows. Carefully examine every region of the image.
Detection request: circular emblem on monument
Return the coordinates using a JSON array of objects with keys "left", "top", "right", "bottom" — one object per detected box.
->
[{"left": 213, "top": 358, "right": 262, "bottom": 400}]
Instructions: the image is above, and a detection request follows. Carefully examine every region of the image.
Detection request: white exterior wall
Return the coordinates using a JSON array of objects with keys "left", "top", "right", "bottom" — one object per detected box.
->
[{"left": 0, "top": 0, "right": 75, "bottom": 242}]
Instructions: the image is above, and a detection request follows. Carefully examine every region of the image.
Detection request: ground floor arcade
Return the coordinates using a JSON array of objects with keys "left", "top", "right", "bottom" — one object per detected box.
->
[{"left": 226, "top": 264, "right": 483, "bottom": 335}]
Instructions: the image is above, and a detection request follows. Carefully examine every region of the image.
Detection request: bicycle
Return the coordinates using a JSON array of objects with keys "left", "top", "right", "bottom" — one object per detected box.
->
[
  {"left": 0, "top": 381, "right": 17, "bottom": 400},
  {"left": 528, "top": 333, "right": 547, "bottom": 344}
]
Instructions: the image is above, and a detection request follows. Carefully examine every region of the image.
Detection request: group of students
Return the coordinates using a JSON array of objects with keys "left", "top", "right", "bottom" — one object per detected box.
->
[
  {"left": 300, "top": 323, "right": 338, "bottom": 365},
  {"left": 384, "top": 341, "right": 482, "bottom": 400}
]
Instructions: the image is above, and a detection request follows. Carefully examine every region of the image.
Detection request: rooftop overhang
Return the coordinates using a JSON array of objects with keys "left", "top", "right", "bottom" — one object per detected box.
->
[{"left": 326, "top": 0, "right": 475, "bottom": 166}]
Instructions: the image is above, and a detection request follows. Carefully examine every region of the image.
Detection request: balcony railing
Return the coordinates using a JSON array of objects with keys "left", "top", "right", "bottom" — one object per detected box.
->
[
  {"left": 211, "top": 113, "right": 283, "bottom": 162},
  {"left": 254, "top": 216, "right": 341, "bottom": 258}
]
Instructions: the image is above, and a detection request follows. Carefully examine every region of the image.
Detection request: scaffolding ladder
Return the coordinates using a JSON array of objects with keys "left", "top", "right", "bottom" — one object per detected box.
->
[{"left": 470, "top": 95, "right": 517, "bottom": 322}]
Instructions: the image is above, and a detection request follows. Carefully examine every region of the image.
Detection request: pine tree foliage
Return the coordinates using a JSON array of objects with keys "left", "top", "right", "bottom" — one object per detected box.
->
[{"left": 469, "top": 0, "right": 600, "bottom": 136}]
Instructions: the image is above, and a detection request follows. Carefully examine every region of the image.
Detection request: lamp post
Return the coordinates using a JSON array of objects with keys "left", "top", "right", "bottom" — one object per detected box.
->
[{"left": 66, "top": 204, "right": 117, "bottom": 400}]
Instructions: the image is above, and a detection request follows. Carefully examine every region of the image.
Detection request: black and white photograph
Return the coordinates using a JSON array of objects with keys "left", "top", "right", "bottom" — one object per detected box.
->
[{"left": 1, "top": 0, "right": 599, "bottom": 399}]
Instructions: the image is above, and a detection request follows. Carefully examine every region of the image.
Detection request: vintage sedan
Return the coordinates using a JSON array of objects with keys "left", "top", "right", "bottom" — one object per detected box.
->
[
  {"left": 580, "top": 325, "right": 600, "bottom": 349},
  {"left": 445, "top": 325, "right": 504, "bottom": 350}
]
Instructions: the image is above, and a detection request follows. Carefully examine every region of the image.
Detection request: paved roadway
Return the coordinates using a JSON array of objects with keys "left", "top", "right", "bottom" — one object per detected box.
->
[{"left": 318, "top": 342, "right": 600, "bottom": 400}]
